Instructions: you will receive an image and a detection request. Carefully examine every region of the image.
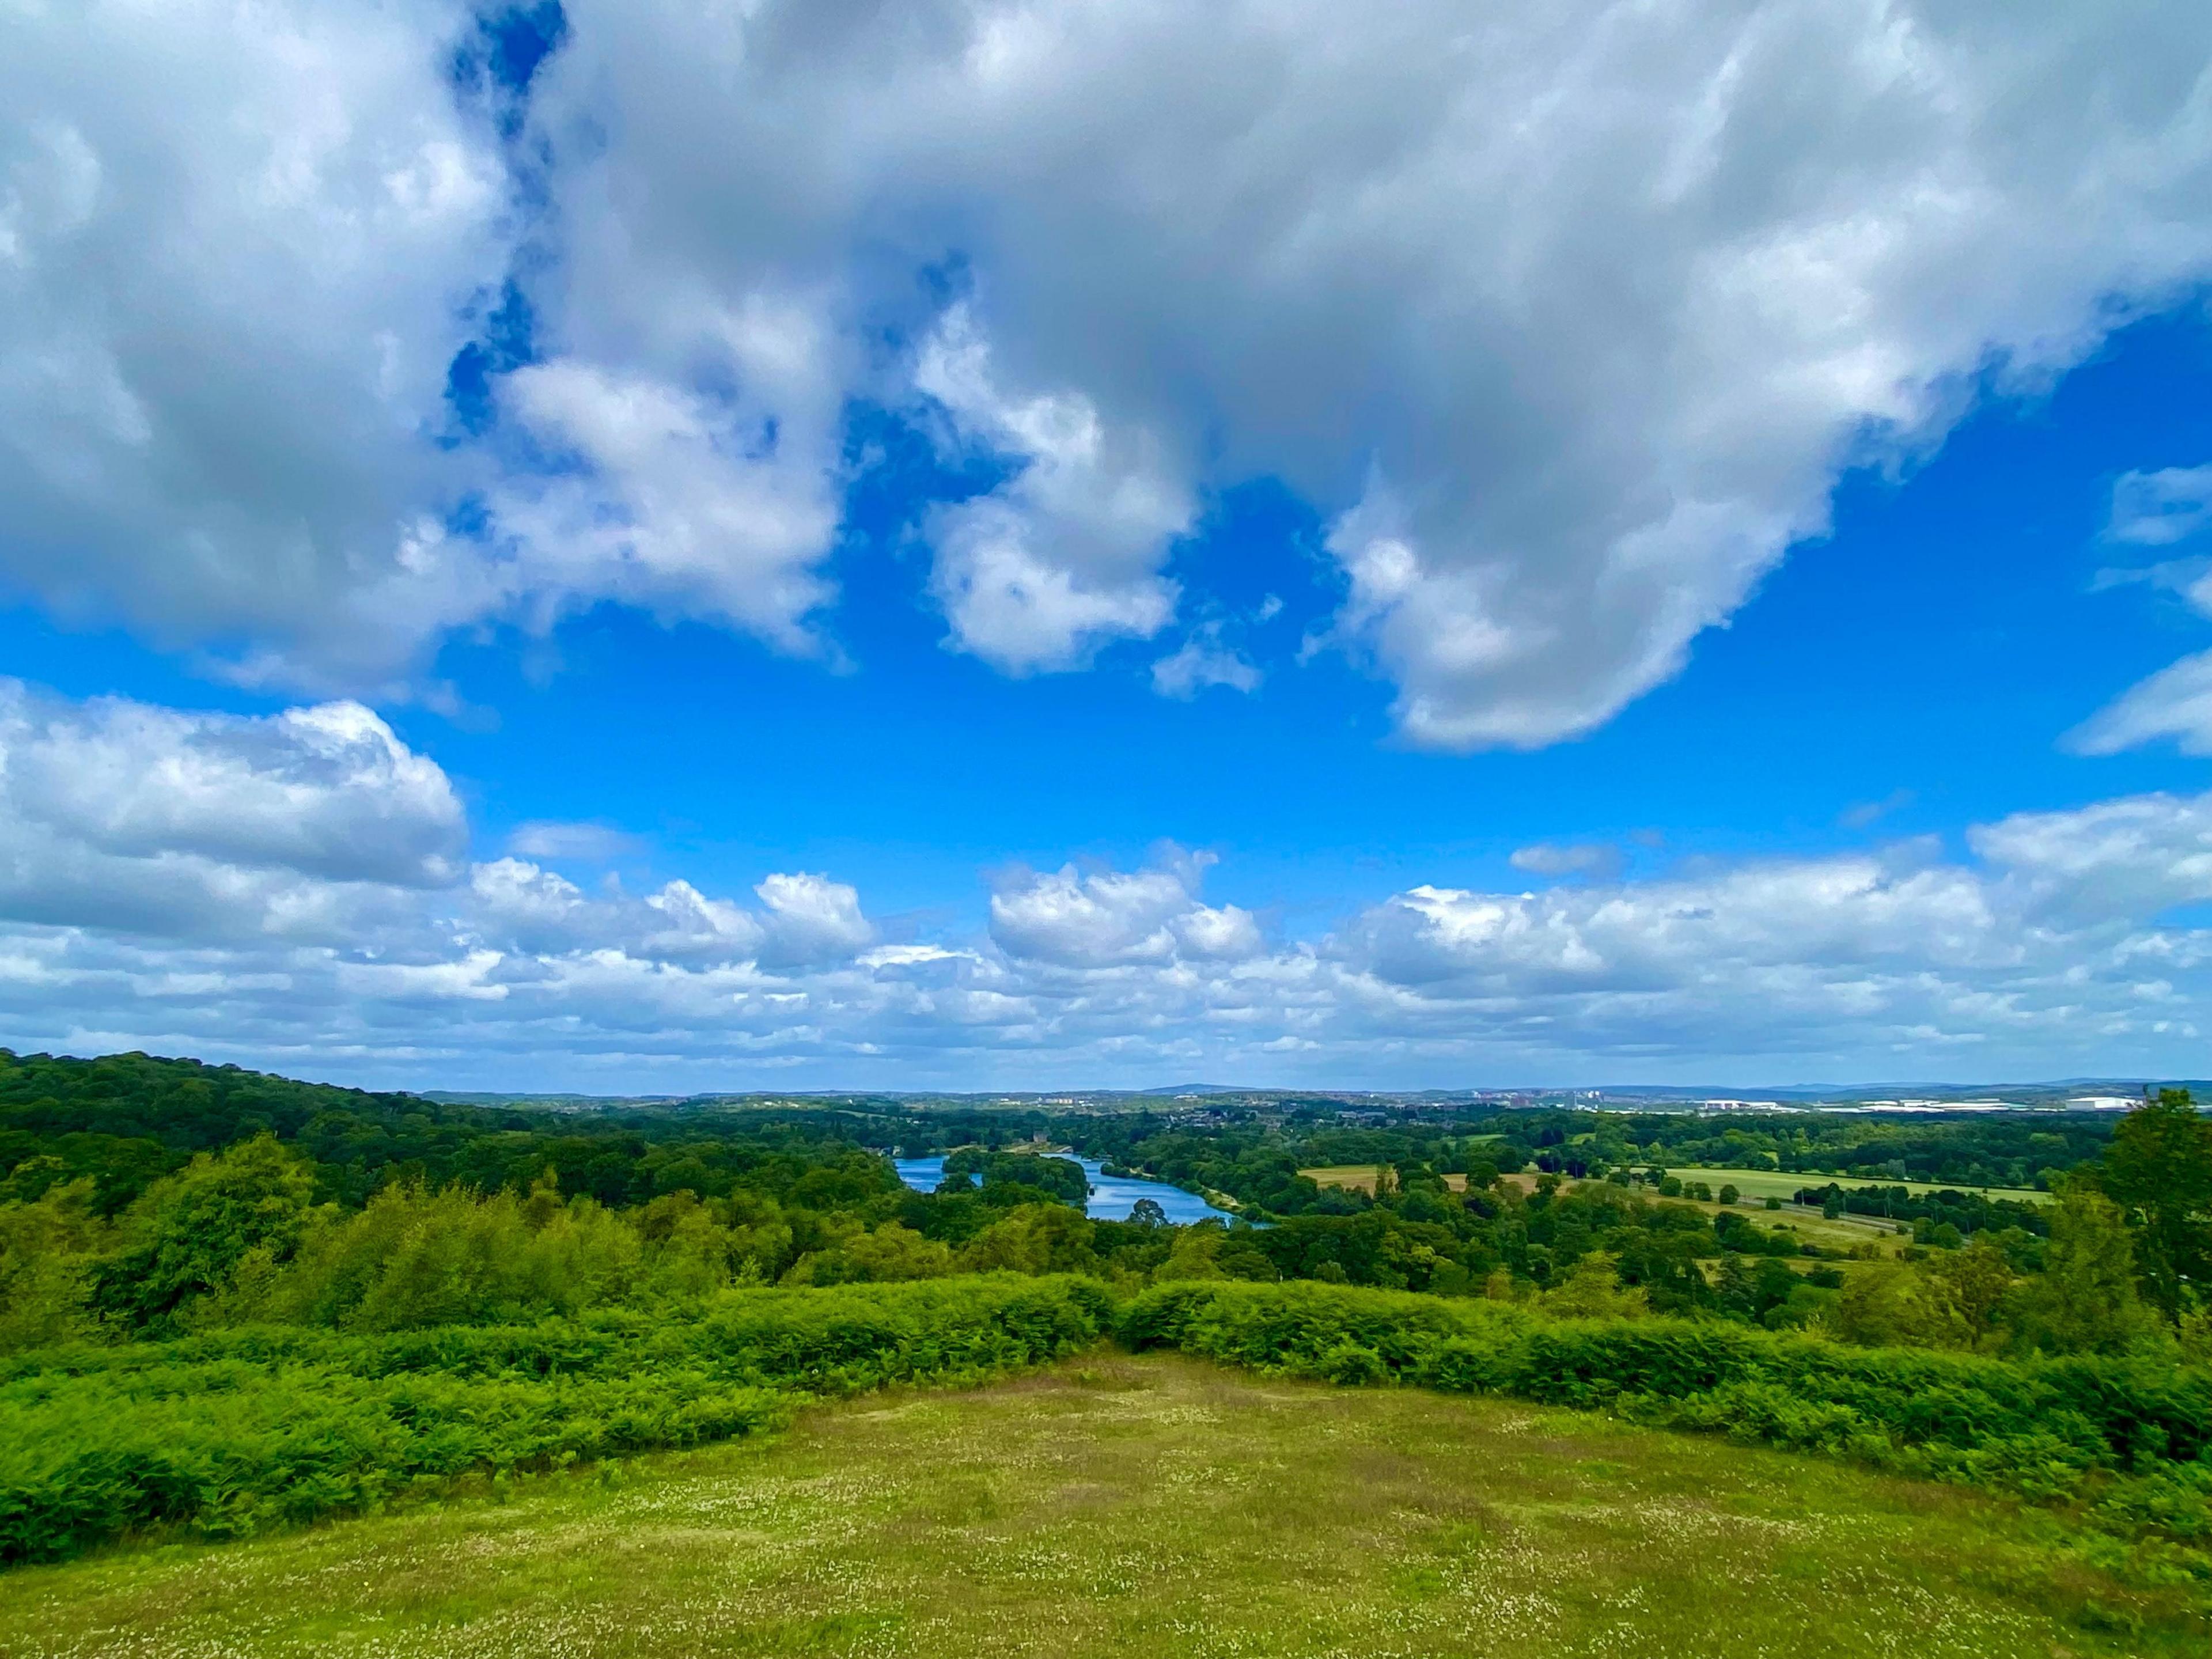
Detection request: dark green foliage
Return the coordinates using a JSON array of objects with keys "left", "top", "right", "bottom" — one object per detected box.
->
[
  {"left": 942, "top": 1150, "right": 1090, "bottom": 1206},
  {"left": 1793, "top": 1180, "right": 2051, "bottom": 1240},
  {"left": 0, "top": 1050, "right": 906, "bottom": 1213},
  {"left": 90, "top": 1136, "right": 315, "bottom": 1333},
  {"left": 2098, "top": 1089, "right": 2212, "bottom": 1319},
  {"left": 0, "top": 1275, "right": 1109, "bottom": 1563}
]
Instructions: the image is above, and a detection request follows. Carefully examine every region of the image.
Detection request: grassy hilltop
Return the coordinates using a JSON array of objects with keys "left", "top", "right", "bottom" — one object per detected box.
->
[{"left": 2, "top": 1353, "right": 2194, "bottom": 1659}]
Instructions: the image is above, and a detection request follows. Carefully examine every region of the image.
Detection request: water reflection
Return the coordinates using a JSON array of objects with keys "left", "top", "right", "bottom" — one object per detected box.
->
[{"left": 891, "top": 1154, "right": 1235, "bottom": 1225}]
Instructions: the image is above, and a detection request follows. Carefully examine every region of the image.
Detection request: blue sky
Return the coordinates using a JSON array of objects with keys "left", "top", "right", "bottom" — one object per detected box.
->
[{"left": 5, "top": 2, "right": 2212, "bottom": 1090}]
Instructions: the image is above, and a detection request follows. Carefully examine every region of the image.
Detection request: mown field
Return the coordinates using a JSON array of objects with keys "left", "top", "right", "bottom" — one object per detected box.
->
[
  {"left": 1300, "top": 1164, "right": 1469, "bottom": 1193},
  {"left": 1672, "top": 1166, "right": 2054, "bottom": 1206},
  {"left": 0, "top": 1353, "right": 2195, "bottom": 1658}
]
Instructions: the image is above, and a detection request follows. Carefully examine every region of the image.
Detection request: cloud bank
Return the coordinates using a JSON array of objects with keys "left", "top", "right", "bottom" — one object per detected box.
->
[{"left": 2, "top": 679, "right": 2210, "bottom": 1088}]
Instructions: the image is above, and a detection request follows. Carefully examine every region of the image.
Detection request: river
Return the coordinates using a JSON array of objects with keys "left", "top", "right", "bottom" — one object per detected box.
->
[{"left": 891, "top": 1154, "right": 1236, "bottom": 1224}]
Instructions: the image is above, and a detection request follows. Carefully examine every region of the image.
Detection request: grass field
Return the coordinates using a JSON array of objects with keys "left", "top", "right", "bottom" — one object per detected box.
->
[
  {"left": 1652, "top": 1198, "right": 1908, "bottom": 1257},
  {"left": 1668, "top": 1166, "right": 2054, "bottom": 1206},
  {"left": 2, "top": 1353, "right": 2195, "bottom": 1657},
  {"left": 1301, "top": 1164, "right": 1467, "bottom": 1193}
]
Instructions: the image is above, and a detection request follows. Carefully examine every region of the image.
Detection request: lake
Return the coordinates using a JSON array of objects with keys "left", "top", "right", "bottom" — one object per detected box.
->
[{"left": 891, "top": 1154, "right": 1236, "bottom": 1224}]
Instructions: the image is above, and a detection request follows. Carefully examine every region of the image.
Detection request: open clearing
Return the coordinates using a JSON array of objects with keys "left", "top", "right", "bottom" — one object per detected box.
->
[
  {"left": 1667, "top": 1166, "right": 2054, "bottom": 1206},
  {"left": 1301, "top": 1164, "right": 1468, "bottom": 1193},
  {"left": 1, "top": 1354, "right": 2192, "bottom": 1658}
]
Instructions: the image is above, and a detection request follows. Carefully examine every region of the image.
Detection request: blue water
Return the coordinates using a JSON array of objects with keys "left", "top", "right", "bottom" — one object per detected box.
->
[{"left": 892, "top": 1154, "right": 1235, "bottom": 1225}]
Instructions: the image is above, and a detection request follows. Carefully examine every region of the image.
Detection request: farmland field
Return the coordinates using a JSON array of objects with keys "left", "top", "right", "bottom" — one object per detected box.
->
[
  {"left": 1300, "top": 1164, "right": 1468, "bottom": 1193},
  {"left": 1, "top": 1353, "right": 2195, "bottom": 1658},
  {"left": 1667, "top": 1166, "right": 2054, "bottom": 1206}
]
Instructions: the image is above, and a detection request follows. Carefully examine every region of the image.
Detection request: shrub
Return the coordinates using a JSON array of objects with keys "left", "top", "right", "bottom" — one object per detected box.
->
[
  {"left": 0, "top": 1275, "right": 1111, "bottom": 1563},
  {"left": 1119, "top": 1281, "right": 2212, "bottom": 1499}
]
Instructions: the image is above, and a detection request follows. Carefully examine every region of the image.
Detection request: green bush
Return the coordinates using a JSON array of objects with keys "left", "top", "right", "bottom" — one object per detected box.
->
[{"left": 0, "top": 1275, "right": 1109, "bottom": 1563}]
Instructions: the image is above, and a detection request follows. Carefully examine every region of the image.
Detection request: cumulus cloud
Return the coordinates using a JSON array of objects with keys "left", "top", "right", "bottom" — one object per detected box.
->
[
  {"left": 1970, "top": 789, "right": 2212, "bottom": 917},
  {"left": 465, "top": 863, "right": 873, "bottom": 970},
  {"left": 534, "top": 0, "right": 2212, "bottom": 746},
  {"left": 916, "top": 306, "right": 1190, "bottom": 672},
  {"left": 988, "top": 852, "right": 1259, "bottom": 969},
  {"left": 486, "top": 332, "right": 843, "bottom": 654},
  {"left": 10, "top": 2, "right": 2212, "bottom": 744},
  {"left": 752, "top": 872, "right": 874, "bottom": 967},
  {"left": 0, "top": 0, "right": 509, "bottom": 685},
  {"left": 0, "top": 684, "right": 465, "bottom": 887},
  {"left": 0, "top": 683, "right": 464, "bottom": 945}
]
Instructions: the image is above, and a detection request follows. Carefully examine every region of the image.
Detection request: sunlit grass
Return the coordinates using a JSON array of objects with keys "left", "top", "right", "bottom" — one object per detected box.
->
[
  {"left": 2, "top": 1353, "right": 2196, "bottom": 1657},
  {"left": 1669, "top": 1165, "right": 2053, "bottom": 1207},
  {"left": 1299, "top": 1165, "right": 1468, "bottom": 1194}
]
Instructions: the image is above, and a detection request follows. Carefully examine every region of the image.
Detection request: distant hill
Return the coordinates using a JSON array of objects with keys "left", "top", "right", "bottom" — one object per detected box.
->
[{"left": 0, "top": 1047, "right": 426, "bottom": 1149}]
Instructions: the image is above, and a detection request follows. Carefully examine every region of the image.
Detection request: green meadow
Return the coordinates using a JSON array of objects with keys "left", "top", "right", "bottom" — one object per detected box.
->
[
  {"left": 1, "top": 1351, "right": 2196, "bottom": 1659},
  {"left": 1671, "top": 1166, "right": 2055, "bottom": 1206}
]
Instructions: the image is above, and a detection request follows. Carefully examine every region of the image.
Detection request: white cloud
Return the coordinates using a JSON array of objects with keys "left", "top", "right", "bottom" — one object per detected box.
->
[
  {"left": 2107, "top": 465, "right": 2212, "bottom": 548},
  {"left": 506, "top": 820, "right": 643, "bottom": 862},
  {"left": 531, "top": 0, "right": 2212, "bottom": 746},
  {"left": 916, "top": 306, "right": 1189, "bottom": 672},
  {"left": 487, "top": 343, "right": 843, "bottom": 654},
  {"left": 989, "top": 862, "right": 1194, "bottom": 968},
  {"left": 752, "top": 872, "right": 873, "bottom": 968},
  {"left": 1971, "top": 789, "right": 2212, "bottom": 917},
  {"left": 1173, "top": 903, "right": 1267, "bottom": 962},
  {"left": 14, "top": 2, "right": 2209, "bottom": 743},
  {"left": 12, "top": 683, "right": 2212, "bottom": 1088},
  {"left": 2077, "top": 463, "right": 2212, "bottom": 756},
  {"left": 1152, "top": 629, "right": 1262, "bottom": 699},
  {"left": 1509, "top": 843, "right": 1625, "bottom": 881},
  {"left": 2067, "top": 650, "right": 2212, "bottom": 757},
  {"left": 0, "top": 0, "right": 508, "bottom": 686},
  {"left": 0, "top": 684, "right": 465, "bottom": 887}
]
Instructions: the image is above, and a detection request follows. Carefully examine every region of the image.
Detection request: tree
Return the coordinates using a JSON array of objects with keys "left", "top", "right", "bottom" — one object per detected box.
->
[
  {"left": 1832, "top": 1262, "right": 1945, "bottom": 1347},
  {"left": 1127, "top": 1197, "right": 1168, "bottom": 1228},
  {"left": 959, "top": 1203, "right": 1098, "bottom": 1275},
  {"left": 2010, "top": 1185, "right": 2156, "bottom": 1354},
  {"left": 2098, "top": 1088, "right": 2212, "bottom": 1319},
  {"left": 1543, "top": 1251, "right": 1648, "bottom": 1319},
  {"left": 1921, "top": 1236, "right": 2014, "bottom": 1350},
  {"left": 1718, "top": 1184, "right": 1740, "bottom": 1206},
  {"left": 90, "top": 1135, "right": 316, "bottom": 1333},
  {"left": 0, "top": 1178, "right": 108, "bottom": 1351},
  {"left": 842, "top": 1222, "right": 956, "bottom": 1282}
]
